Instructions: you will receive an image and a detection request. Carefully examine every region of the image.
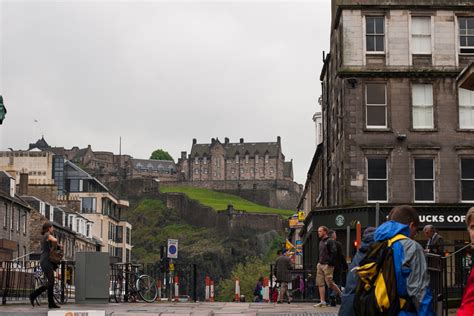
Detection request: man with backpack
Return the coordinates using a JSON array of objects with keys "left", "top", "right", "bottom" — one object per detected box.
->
[
  {"left": 314, "top": 226, "right": 342, "bottom": 308},
  {"left": 354, "top": 205, "right": 434, "bottom": 315}
]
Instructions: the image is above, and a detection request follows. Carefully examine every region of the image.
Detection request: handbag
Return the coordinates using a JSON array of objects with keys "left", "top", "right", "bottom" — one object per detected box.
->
[{"left": 49, "top": 241, "right": 63, "bottom": 264}]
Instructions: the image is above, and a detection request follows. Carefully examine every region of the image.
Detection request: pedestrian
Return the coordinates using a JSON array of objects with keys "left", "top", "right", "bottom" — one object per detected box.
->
[
  {"left": 29, "top": 222, "right": 61, "bottom": 309},
  {"left": 314, "top": 226, "right": 342, "bottom": 308},
  {"left": 274, "top": 249, "right": 292, "bottom": 304},
  {"left": 361, "top": 205, "right": 434, "bottom": 315},
  {"left": 327, "top": 230, "right": 347, "bottom": 306},
  {"left": 253, "top": 276, "right": 264, "bottom": 302},
  {"left": 423, "top": 224, "right": 444, "bottom": 255},
  {"left": 457, "top": 206, "right": 474, "bottom": 316},
  {"left": 338, "top": 227, "right": 375, "bottom": 316}
]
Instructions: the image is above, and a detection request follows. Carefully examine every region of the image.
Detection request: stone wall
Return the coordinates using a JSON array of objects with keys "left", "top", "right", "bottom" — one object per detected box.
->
[
  {"left": 163, "top": 193, "right": 286, "bottom": 235},
  {"left": 161, "top": 180, "right": 302, "bottom": 210},
  {"left": 106, "top": 178, "right": 302, "bottom": 210}
]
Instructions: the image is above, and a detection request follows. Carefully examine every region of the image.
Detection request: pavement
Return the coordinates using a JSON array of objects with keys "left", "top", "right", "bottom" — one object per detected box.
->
[{"left": 0, "top": 302, "right": 339, "bottom": 316}]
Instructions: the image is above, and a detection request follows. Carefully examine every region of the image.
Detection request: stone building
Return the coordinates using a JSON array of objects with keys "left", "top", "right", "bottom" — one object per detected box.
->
[
  {"left": 300, "top": 0, "right": 474, "bottom": 270},
  {"left": 177, "top": 137, "right": 294, "bottom": 182},
  {"left": 0, "top": 171, "right": 31, "bottom": 261},
  {"left": 0, "top": 150, "right": 133, "bottom": 263},
  {"left": 28, "top": 137, "right": 177, "bottom": 182}
]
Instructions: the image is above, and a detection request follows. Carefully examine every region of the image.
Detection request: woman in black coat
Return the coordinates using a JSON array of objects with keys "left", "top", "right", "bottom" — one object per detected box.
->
[{"left": 29, "top": 222, "right": 61, "bottom": 309}]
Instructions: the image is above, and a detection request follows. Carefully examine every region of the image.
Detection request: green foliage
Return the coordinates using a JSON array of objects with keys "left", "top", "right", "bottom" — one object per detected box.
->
[
  {"left": 123, "top": 199, "right": 222, "bottom": 264},
  {"left": 150, "top": 149, "right": 174, "bottom": 161},
  {"left": 216, "top": 257, "right": 269, "bottom": 302},
  {"left": 160, "top": 186, "right": 292, "bottom": 216}
]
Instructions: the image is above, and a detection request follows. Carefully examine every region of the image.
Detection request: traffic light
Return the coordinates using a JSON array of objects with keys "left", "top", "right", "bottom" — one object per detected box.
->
[{"left": 0, "top": 96, "right": 6, "bottom": 125}]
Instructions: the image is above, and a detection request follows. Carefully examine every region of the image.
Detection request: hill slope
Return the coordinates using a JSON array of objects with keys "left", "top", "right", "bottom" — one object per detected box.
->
[{"left": 160, "top": 186, "right": 293, "bottom": 216}]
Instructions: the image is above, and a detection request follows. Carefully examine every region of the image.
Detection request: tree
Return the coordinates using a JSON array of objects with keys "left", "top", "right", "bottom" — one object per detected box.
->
[{"left": 150, "top": 149, "right": 174, "bottom": 161}]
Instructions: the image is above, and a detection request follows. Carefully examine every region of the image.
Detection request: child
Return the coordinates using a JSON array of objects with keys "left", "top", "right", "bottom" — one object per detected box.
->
[{"left": 253, "top": 277, "right": 264, "bottom": 302}]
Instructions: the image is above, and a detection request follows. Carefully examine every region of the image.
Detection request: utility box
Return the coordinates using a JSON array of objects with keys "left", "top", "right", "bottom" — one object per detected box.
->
[{"left": 75, "top": 252, "right": 109, "bottom": 304}]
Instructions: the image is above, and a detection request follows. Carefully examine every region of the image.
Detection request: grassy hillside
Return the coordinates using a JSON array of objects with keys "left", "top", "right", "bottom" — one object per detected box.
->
[{"left": 160, "top": 186, "right": 293, "bottom": 216}]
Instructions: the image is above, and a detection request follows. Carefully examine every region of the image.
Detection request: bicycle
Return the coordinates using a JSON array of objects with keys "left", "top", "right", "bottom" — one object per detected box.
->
[
  {"left": 32, "top": 266, "right": 69, "bottom": 305},
  {"left": 111, "top": 263, "right": 158, "bottom": 303}
]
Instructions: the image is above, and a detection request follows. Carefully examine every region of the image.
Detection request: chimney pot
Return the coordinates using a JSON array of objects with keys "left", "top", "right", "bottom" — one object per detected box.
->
[
  {"left": 19, "top": 173, "right": 29, "bottom": 195},
  {"left": 192, "top": 138, "right": 197, "bottom": 145},
  {"left": 240, "top": 138, "right": 244, "bottom": 144},
  {"left": 225, "top": 137, "right": 229, "bottom": 144}
]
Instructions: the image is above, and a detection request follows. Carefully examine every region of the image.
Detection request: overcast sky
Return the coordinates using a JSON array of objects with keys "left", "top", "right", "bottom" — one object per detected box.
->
[{"left": 0, "top": 0, "right": 330, "bottom": 185}]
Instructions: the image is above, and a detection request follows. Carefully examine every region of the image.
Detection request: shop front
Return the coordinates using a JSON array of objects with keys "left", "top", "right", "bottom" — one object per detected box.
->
[{"left": 300, "top": 204, "right": 472, "bottom": 272}]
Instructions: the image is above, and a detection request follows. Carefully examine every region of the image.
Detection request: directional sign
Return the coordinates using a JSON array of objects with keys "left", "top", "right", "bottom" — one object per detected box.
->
[{"left": 167, "top": 239, "right": 178, "bottom": 259}]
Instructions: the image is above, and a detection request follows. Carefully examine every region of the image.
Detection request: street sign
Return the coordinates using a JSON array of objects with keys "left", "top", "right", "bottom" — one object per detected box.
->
[{"left": 167, "top": 239, "right": 178, "bottom": 259}]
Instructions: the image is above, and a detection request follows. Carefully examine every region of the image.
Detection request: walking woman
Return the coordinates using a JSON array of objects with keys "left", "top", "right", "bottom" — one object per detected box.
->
[{"left": 29, "top": 222, "right": 60, "bottom": 309}]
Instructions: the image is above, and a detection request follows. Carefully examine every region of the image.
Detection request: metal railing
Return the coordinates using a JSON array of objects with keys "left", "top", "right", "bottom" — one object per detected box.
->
[
  {"left": 0, "top": 260, "right": 74, "bottom": 305},
  {"left": 427, "top": 243, "right": 472, "bottom": 316}
]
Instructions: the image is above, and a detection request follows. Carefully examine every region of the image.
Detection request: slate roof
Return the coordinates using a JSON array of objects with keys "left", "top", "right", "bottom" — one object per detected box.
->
[
  {"left": 190, "top": 140, "right": 280, "bottom": 158},
  {"left": 28, "top": 137, "right": 50, "bottom": 151},
  {"left": 131, "top": 158, "right": 177, "bottom": 171}
]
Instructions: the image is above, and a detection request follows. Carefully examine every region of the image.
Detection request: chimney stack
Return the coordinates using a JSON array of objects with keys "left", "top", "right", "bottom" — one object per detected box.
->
[
  {"left": 277, "top": 136, "right": 281, "bottom": 144},
  {"left": 181, "top": 151, "right": 187, "bottom": 160},
  {"left": 19, "top": 173, "right": 29, "bottom": 195},
  {"left": 192, "top": 138, "right": 197, "bottom": 145},
  {"left": 240, "top": 138, "right": 244, "bottom": 144},
  {"left": 225, "top": 137, "right": 229, "bottom": 144}
]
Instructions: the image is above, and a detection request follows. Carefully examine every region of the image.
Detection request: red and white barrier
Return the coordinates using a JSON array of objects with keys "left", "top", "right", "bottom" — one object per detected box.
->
[
  {"left": 262, "top": 277, "right": 269, "bottom": 302},
  {"left": 174, "top": 276, "right": 179, "bottom": 301},
  {"left": 156, "top": 279, "right": 162, "bottom": 301},
  {"left": 210, "top": 280, "right": 215, "bottom": 302},
  {"left": 205, "top": 276, "right": 210, "bottom": 301},
  {"left": 234, "top": 278, "right": 240, "bottom": 302}
]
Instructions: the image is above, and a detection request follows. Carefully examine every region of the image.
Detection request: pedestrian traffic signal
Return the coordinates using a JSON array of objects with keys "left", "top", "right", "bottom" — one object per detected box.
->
[{"left": 0, "top": 96, "right": 6, "bottom": 125}]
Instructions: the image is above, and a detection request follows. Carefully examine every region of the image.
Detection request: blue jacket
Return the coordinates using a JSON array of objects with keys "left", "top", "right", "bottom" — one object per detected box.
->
[
  {"left": 374, "top": 221, "right": 435, "bottom": 316},
  {"left": 338, "top": 229, "right": 375, "bottom": 316}
]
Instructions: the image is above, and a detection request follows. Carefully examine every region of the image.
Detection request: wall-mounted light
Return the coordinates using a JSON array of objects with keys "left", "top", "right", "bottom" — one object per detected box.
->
[
  {"left": 397, "top": 133, "right": 407, "bottom": 141},
  {"left": 347, "top": 78, "right": 358, "bottom": 88}
]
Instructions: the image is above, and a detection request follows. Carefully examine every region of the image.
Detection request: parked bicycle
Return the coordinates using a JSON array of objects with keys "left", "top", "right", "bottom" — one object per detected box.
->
[
  {"left": 32, "top": 266, "right": 69, "bottom": 305},
  {"left": 111, "top": 263, "right": 158, "bottom": 303}
]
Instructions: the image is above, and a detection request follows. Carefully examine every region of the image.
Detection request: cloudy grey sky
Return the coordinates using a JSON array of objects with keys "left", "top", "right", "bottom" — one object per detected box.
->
[{"left": 0, "top": 0, "right": 330, "bottom": 184}]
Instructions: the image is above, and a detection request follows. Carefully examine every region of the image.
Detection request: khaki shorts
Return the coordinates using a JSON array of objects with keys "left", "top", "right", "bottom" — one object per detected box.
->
[{"left": 316, "top": 263, "right": 334, "bottom": 287}]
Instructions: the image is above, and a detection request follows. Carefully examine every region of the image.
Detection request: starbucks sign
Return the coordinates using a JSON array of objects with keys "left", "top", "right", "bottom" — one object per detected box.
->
[{"left": 335, "top": 215, "right": 345, "bottom": 227}]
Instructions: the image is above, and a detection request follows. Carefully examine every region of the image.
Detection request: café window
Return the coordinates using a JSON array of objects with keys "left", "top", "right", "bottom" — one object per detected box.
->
[
  {"left": 366, "top": 16, "right": 385, "bottom": 52},
  {"left": 459, "top": 88, "right": 474, "bottom": 129},
  {"left": 366, "top": 84, "right": 387, "bottom": 128},
  {"left": 461, "top": 158, "right": 474, "bottom": 202},
  {"left": 459, "top": 17, "right": 474, "bottom": 54},
  {"left": 412, "top": 84, "right": 434, "bottom": 129},
  {"left": 414, "top": 158, "right": 435, "bottom": 202},
  {"left": 411, "top": 17, "right": 431, "bottom": 54},
  {"left": 367, "top": 158, "right": 388, "bottom": 202}
]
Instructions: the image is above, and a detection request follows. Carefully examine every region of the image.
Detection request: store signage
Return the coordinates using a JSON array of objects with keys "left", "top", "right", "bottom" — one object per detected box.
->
[
  {"left": 418, "top": 215, "right": 466, "bottom": 224},
  {"left": 335, "top": 215, "right": 345, "bottom": 227}
]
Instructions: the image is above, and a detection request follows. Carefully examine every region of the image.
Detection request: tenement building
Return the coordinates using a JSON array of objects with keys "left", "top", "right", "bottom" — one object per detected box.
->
[{"left": 300, "top": 0, "right": 474, "bottom": 271}]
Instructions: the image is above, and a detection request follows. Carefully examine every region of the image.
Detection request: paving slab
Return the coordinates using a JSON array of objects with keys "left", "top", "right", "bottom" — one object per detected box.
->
[{"left": 0, "top": 302, "right": 339, "bottom": 316}]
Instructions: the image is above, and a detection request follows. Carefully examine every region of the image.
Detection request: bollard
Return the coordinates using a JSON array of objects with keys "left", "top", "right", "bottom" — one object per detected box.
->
[
  {"left": 234, "top": 278, "right": 240, "bottom": 302},
  {"left": 174, "top": 276, "right": 179, "bottom": 301},
  {"left": 156, "top": 279, "right": 162, "bottom": 301},
  {"left": 205, "top": 276, "right": 210, "bottom": 301},
  {"left": 210, "top": 279, "right": 215, "bottom": 302},
  {"left": 262, "top": 277, "right": 269, "bottom": 302}
]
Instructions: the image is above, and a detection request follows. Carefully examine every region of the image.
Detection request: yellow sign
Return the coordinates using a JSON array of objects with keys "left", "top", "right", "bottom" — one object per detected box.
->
[
  {"left": 298, "top": 211, "right": 305, "bottom": 221},
  {"left": 169, "top": 263, "right": 174, "bottom": 271},
  {"left": 289, "top": 219, "right": 298, "bottom": 228}
]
